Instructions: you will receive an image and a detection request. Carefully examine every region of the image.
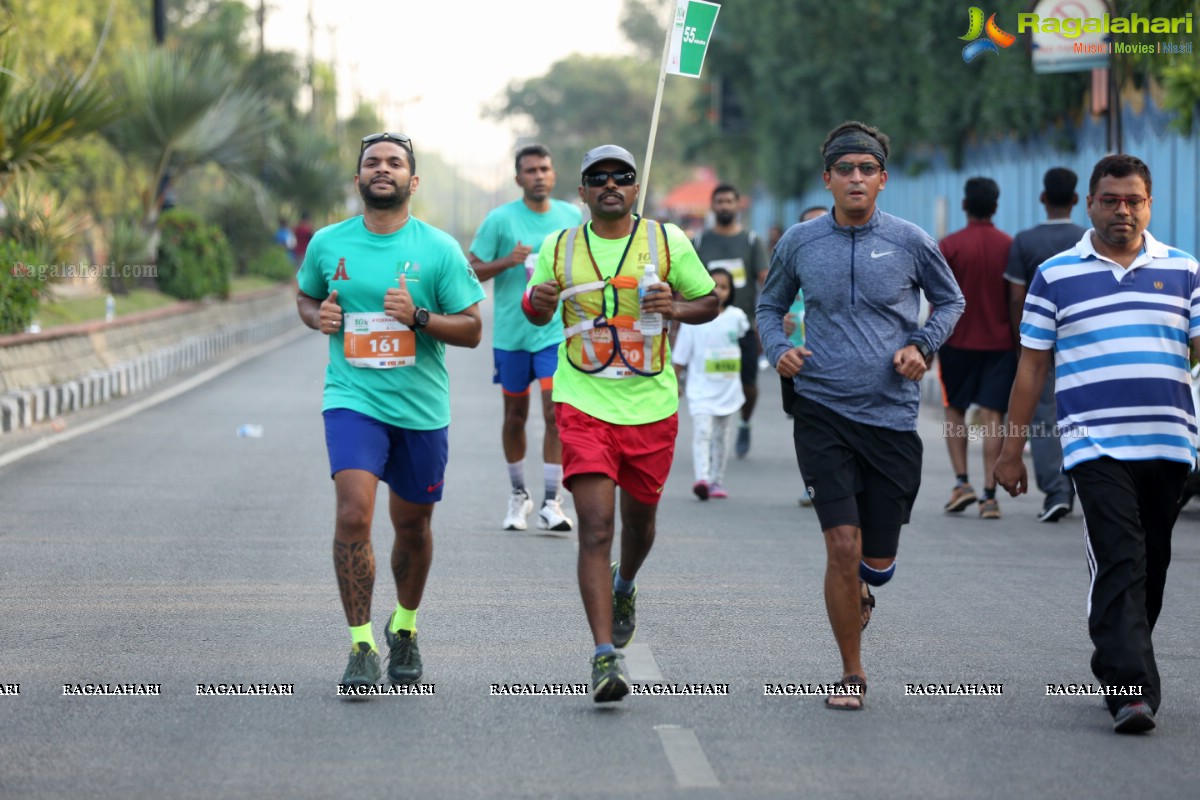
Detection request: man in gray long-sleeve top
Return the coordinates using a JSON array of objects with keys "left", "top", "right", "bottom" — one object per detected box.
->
[{"left": 758, "top": 120, "right": 964, "bottom": 710}]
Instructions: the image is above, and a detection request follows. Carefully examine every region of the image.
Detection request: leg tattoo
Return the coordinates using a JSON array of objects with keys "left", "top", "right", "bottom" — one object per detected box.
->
[{"left": 334, "top": 540, "right": 374, "bottom": 627}]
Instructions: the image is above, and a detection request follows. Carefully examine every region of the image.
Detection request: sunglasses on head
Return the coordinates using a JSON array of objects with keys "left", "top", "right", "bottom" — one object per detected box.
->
[
  {"left": 583, "top": 170, "right": 637, "bottom": 187},
  {"left": 360, "top": 132, "right": 414, "bottom": 153}
]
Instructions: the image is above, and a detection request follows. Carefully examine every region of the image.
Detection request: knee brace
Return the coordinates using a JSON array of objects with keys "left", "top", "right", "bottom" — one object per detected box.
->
[{"left": 860, "top": 560, "right": 896, "bottom": 587}]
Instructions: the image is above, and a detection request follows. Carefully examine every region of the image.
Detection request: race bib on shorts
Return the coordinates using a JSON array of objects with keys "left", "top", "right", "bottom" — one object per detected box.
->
[
  {"left": 343, "top": 312, "right": 416, "bottom": 369},
  {"left": 707, "top": 257, "right": 747, "bottom": 289},
  {"left": 703, "top": 347, "right": 741, "bottom": 380},
  {"left": 580, "top": 327, "right": 648, "bottom": 379}
]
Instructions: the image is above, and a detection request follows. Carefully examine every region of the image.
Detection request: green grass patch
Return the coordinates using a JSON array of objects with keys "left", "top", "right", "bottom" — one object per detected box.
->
[{"left": 36, "top": 276, "right": 290, "bottom": 330}]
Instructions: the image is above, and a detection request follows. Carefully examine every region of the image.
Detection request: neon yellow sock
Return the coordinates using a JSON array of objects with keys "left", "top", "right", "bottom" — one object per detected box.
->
[
  {"left": 349, "top": 623, "right": 376, "bottom": 651},
  {"left": 389, "top": 603, "right": 418, "bottom": 634}
]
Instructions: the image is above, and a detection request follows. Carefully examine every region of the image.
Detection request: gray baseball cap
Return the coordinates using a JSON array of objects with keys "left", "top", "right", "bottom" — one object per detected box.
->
[{"left": 580, "top": 144, "right": 637, "bottom": 176}]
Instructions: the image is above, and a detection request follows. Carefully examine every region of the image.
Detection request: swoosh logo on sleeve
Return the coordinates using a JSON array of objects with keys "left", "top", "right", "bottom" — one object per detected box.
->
[{"left": 870, "top": 249, "right": 896, "bottom": 259}]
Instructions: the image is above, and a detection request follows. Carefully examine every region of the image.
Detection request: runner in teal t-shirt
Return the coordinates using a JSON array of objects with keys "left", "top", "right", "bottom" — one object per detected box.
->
[
  {"left": 468, "top": 144, "right": 583, "bottom": 534},
  {"left": 297, "top": 133, "right": 485, "bottom": 695}
]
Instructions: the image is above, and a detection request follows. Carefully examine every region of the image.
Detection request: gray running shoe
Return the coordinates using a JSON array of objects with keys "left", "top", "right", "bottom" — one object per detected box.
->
[
  {"left": 611, "top": 561, "right": 637, "bottom": 649},
  {"left": 591, "top": 652, "right": 630, "bottom": 703}
]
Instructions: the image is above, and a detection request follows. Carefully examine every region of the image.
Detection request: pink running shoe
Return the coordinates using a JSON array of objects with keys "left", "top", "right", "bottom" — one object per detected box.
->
[
  {"left": 709, "top": 483, "right": 728, "bottom": 499},
  {"left": 692, "top": 480, "right": 709, "bottom": 500}
]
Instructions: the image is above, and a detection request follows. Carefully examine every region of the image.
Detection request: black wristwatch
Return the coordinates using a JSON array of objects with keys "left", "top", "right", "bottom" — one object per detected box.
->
[
  {"left": 411, "top": 307, "right": 430, "bottom": 330},
  {"left": 913, "top": 341, "right": 933, "bottom": 360}
]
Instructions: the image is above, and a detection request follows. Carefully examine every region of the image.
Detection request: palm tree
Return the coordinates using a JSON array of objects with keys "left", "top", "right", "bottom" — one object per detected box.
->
[
  {"left": 103, "top": 47, "right": 279, "bottom": 230},
  {"left": 0, "top": 27, "right": 117, "bottom": 199}
]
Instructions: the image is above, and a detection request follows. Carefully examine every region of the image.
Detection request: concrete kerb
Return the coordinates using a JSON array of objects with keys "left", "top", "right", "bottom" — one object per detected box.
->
[{"left": 1, "top": 293, "right": 299, "bottom": 437}]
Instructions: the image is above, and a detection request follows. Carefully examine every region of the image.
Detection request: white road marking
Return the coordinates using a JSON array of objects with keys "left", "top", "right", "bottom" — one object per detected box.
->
[
  {"left": 654, "top": 725, "right": 720, "bottom": 789},
  {"left": 622, "top": 643, "right": 662, "bottom": 681}
]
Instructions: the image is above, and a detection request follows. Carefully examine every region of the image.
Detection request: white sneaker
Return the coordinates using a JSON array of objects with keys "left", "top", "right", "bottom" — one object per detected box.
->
[
  {"left": 536, "top": 496, "right": 574, "bottom": 531},
  {"left": 502, "top": 489, "right": 533, "bottom": 531}
]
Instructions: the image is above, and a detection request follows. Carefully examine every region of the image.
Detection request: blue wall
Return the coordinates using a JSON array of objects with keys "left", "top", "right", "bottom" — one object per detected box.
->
[{"left": 753, "top": 100, "right": 1200, "bottom": 257}]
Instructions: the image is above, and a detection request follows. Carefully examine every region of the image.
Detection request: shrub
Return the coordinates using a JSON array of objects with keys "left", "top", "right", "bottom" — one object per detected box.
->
[
  {"left": 0, "top": 241, "right": 45, "bottom": 335},
  {"left": 155, "top": 209, "right": 234, "bottom": 300},
  {"left": 246, "top": 245, "right": 296, "bottom": 283},
  {"left": 207, "top": 192, "right": 274, "bottom": 274},
  {"left": 104, "top": 217, "right": 154, "bottom": 295}
]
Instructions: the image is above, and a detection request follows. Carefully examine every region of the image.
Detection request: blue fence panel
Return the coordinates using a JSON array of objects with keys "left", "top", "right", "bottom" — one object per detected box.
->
[{"left": 753, "top": 99, "right": 1200, "bottom": 257}]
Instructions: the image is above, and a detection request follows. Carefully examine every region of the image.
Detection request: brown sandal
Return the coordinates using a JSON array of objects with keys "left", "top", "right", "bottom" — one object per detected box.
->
[
  {"left": 824, "top": 675, "right": 866, "bottom": 710},
  {"left": 860, "top": 580, "right": 875, "bottom": 630}
]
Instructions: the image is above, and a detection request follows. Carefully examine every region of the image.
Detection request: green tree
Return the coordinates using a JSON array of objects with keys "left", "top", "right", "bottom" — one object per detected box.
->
[
  {"left": 695, "top": 0, "right": 1091, "bottom": 196},
  {"left": 488, "top": 52, "right": 702, "bottom": 204},
  {"left": 103, "top": 46, "right": 278, "bottom": 229},
  {"left": 1109, "top": 1, "right": 1200, "bottom": 131},
  {"left": 0, "top": 26, "right": 117, "bottom": 198}
]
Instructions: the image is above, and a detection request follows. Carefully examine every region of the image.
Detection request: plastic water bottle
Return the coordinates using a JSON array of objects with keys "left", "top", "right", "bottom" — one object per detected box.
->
[
  {"left": 105, "top": 294, "right": 115, "bottom": 323},
  {"left": 236, "top": 424, "right": 264, "bottom": 438},
  {"left": 639, "top": 263, "right": 662, "bottom": 336}
]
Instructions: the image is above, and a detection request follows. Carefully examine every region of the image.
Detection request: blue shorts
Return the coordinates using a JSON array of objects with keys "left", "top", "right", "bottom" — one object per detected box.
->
[
  {"left": 323, "top": 408, "right": 449, "bottom": 504},
  {"left": 493, "top": 345, "right": 559, "bottom": 396}
]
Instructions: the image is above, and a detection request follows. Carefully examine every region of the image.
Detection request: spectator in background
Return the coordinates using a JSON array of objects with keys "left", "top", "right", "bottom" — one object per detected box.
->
[
  {"left": 293, "top": 211, "right": 315, "bottom": 266},
  {"left": 937, "top": 177, "right": 1014, "bottom": 520},
  {"left": 275, "top": 217, "right": 298, "bottom": 265},
  {"left": 693, "top": 184, "right": 770, "bottom": 459},
  {"left": 1003, "top": 168, "right": 1087, "bottom": 522}
]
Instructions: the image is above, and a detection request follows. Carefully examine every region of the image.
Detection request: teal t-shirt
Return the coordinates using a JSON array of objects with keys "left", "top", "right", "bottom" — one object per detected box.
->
[
  {"left": 297, "top": 216, "right": 486, "bottom": 430},
  {"left": 469, "top": 198, "right": 582, "bottom": 352}
]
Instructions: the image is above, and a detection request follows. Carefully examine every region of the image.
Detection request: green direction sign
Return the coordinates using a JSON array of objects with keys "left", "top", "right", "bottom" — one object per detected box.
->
[{"left": 667, "top": 0, "right": 720, "bottom": 78}]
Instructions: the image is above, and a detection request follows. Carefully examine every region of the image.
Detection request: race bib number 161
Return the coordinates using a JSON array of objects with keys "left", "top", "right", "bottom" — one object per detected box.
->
[{"left": 343, "top": 312, "right": 416, "bottom": 369}]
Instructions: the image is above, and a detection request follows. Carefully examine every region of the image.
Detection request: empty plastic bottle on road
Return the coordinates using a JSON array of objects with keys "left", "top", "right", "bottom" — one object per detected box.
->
[{"left": 236, "top": 424, "right": 264, "bottom": 438}]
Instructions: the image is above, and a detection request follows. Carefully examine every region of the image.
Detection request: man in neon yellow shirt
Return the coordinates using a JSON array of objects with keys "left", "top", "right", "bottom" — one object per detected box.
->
[
  {"left": 297, "top": 132, "right": 485, "bottom": 693},
  {"left": 468, "top": 144, "right": 582, "bottom": 532},
  {"left": 524, "top": 144, "right": 717, "bottom": 702}
]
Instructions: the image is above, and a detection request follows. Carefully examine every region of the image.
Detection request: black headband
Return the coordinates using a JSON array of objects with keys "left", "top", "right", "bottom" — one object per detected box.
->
[{"left": 823, "top": 131, "right": 886, "bottom": 171}]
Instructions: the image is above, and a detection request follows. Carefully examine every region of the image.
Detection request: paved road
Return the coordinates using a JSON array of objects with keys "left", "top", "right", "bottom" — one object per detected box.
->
[{"left": 2, "top": 308, "right": 1198, "bottom": 800}]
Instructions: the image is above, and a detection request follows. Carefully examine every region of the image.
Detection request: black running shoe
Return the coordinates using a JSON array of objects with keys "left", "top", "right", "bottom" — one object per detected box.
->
[{"left": 385, "top": 616, "right": 423, "bottom": 685}]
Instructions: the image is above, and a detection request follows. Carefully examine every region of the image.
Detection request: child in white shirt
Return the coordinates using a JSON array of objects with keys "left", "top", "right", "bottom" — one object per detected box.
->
[{"left": 672, "top": 268, "right": 748, "bottom": 499}]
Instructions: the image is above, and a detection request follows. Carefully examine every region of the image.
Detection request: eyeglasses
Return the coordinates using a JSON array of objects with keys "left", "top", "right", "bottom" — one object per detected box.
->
[
  {"left": 360, "top": 132, "right": 414, "bottom": 153},
  {"left": 583, "top": 171, "right": 637, "bottom": 187},
  {"left": 831, "top": 161, "right": 882, "bottom": 177},
  {"left": 1096, "top": 195, "right": 1147, "bottom": 211}
]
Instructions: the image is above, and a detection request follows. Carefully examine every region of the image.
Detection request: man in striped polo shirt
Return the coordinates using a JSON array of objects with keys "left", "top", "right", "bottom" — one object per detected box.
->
[{"left": 995, "top": 154, "right": 1200, "bottom": 735}]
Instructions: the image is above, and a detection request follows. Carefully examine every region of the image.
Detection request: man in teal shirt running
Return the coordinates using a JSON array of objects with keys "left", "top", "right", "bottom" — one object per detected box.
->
[
  {"left": 297, "top": 132, "right": 486, "bottom": 693},
  {"left": 469, "top": 144, "right": 582, "bottom": 533}
]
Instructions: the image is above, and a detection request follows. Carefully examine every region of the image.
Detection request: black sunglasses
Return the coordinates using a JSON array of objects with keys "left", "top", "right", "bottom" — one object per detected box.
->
[
  {"left": 583, "top": 171, "right": 637, "bottom": 188},
  {"left": 360, "top": 132, "right": 414, "bottom": 153}
]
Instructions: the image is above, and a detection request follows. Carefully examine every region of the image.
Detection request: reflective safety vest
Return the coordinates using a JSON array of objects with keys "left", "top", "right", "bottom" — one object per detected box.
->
[{"left": 552, "top": 217, "right": 672, "bottom": 378}]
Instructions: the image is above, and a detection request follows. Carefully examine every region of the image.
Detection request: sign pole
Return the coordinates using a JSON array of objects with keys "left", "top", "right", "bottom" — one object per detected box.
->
[{"left": 637, "top": 5, "right": 677, "bottom": 218}]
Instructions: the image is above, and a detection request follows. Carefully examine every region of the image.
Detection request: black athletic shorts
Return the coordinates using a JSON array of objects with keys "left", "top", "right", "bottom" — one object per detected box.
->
[
  {"left": 739, "top": 330, "right": 759, "bottom": 388},
  {"left": 937, "top": 345, "right": 1017, "bottom": 413},
  {"left": 781, "top": 375, "right": 796, "bottom": 416},
  {"left": 792, "top": 394, "right": 922, "bottom": 559}
]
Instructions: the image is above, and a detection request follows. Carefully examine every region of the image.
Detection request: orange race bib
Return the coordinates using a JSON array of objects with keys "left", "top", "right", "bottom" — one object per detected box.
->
[
  {"left": 580, "top": 326, "right": 647, "bottom": 379},
  {"left": 343, "top": 312, "right": 416, "bottom": 369}
]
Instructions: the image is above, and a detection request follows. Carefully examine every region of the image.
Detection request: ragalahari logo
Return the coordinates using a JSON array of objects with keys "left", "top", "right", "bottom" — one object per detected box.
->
[{"left": 960, "top": 7, "right": 1016, "bottom": 63}]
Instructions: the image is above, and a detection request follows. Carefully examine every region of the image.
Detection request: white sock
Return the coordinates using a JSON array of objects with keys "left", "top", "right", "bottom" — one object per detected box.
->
[
  {"left": 544, "top": 463, "right": 563, "bottom": 503},
  {"left": 507, "top": 461, "right": 525, "bottom": 493}
]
